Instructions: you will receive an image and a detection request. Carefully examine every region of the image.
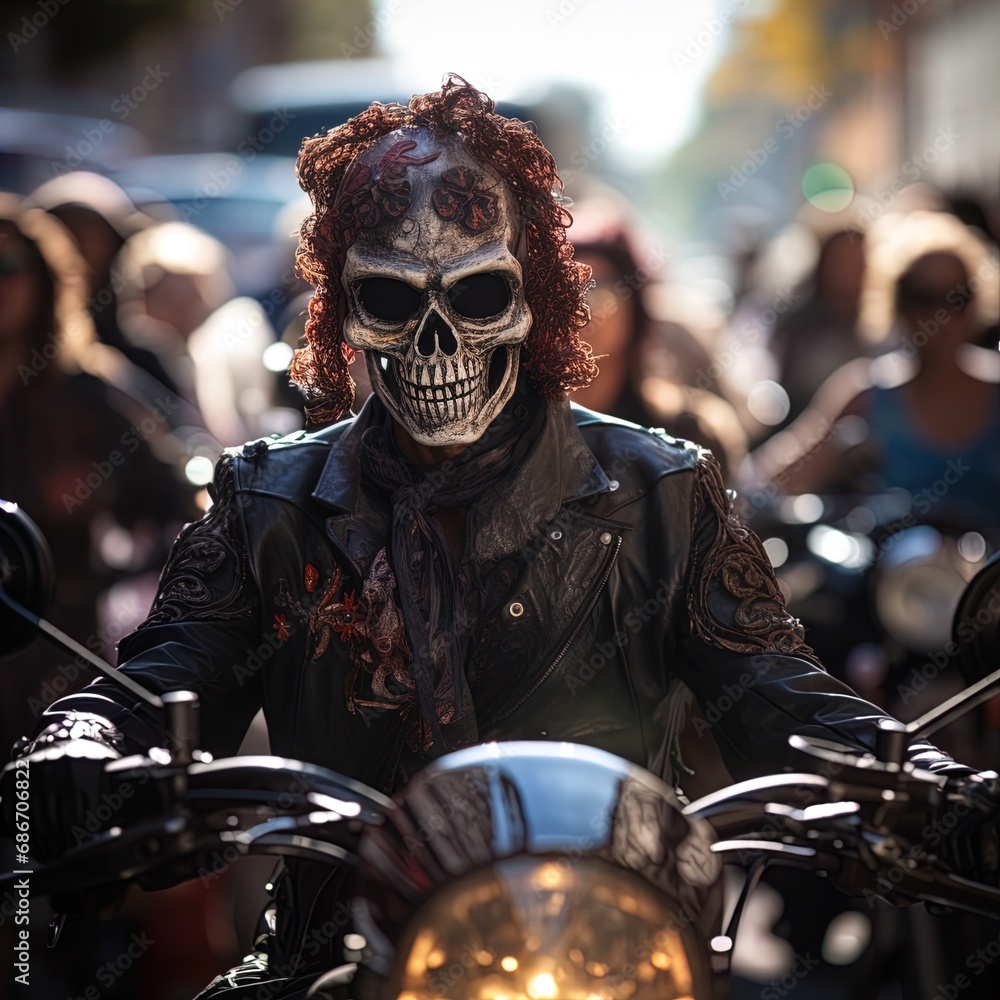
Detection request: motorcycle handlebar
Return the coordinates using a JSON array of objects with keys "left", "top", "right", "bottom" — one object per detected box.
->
[{"left": 1, "top": 742, "right": 996, "bottom": 922}]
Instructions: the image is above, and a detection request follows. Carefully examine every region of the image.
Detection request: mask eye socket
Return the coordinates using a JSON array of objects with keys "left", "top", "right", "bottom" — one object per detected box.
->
[
  {"left": 357, "top": 277, "right": 423, "bottom": 322},
  {"left": 447, "top": 272, "right": 511, "bottom": 319}
]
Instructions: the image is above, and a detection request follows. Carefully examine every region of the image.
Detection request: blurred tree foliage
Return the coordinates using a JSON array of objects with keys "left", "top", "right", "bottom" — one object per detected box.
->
[{"left": 283, "top": 0, "right": 376, "bottom": 62}]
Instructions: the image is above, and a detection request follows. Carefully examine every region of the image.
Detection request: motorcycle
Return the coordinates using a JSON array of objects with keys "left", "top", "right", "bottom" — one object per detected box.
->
[
  {"left": 2, "top": 501, "right": 999, "bottom": 999},
  {"left": 741, "top": 491, "right": 1000, "bottom": 708}
]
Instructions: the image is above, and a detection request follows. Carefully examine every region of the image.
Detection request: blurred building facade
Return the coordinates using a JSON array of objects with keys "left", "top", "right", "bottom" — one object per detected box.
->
[{"left": 656, "top": 0, "right": 998, "bottom": 244}]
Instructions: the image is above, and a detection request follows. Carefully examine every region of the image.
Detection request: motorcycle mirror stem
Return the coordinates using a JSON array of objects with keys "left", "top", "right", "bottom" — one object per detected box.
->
[
  {"left": 0, "top": 501, "right": 200, "bottom": 763},
  {"left": 903, "top": 665, "right": 1000, "bottom": 742},
  {"left": 0, "top": 581, "right": 163, "bottom": 711},
  {"left": 798, "top": 666, "right": 1000, "bottom": 768}
]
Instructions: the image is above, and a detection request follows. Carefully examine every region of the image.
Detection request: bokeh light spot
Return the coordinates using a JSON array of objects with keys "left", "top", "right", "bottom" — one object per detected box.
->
[{"left": 802, "top": 162, "right": 855, "bottom": 212}]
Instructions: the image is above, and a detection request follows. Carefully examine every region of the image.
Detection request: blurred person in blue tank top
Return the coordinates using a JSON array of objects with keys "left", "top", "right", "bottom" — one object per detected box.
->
[{"left": 751, "top": 210, "right": 1000, "bottom": 525}]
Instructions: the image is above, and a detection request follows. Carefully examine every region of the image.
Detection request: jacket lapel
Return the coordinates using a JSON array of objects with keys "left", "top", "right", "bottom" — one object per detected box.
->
[
  {"left": 310, "top": 395, "right": 389, "bottom": 579},
  {"left": 468, "top": 397, "right": 615, "bottom": 564}
]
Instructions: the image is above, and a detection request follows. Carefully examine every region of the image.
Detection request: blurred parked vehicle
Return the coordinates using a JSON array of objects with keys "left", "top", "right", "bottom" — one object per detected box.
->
[
  {"left": 230, "top": 58, "right": 535, "bottom": 159},
  {"left": 0, "top": 107, "right": 148, "bottom": 195},
  {"left": 111, "top": 153, "right": 302, "bottom": 298}
]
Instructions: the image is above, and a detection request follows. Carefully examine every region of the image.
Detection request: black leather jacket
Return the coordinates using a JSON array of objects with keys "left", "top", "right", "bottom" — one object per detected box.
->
[{"left": 31, "top": 392, "right": 966, "bottom": 970}]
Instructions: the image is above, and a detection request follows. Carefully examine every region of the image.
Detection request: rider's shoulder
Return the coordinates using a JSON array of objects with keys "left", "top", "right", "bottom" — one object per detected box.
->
[
  {"left": 219, "top": 413, "right": 358, "bottom": 500},
  {"left": 571, "top": 402, "right": 704, "bottom": 489}
]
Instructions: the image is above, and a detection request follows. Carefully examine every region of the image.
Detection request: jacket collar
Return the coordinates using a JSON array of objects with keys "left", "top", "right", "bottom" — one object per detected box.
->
[
  {"left": 310, "top": 390, "right": 615, "bottom": 568},
  {"left": 310, "top": 392, "right": 381, "bottom": 515},
  {"left": 467, "top": 394, "right": 613, "bottom": 562}
]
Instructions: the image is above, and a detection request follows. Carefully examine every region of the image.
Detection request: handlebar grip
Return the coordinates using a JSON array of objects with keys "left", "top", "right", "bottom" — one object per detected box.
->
[
  {"left": 875, "top": 718, "right": 907, "bottom": 766},
  {"left": 162, "top": 691, "right": 200, "bottom": 766}
]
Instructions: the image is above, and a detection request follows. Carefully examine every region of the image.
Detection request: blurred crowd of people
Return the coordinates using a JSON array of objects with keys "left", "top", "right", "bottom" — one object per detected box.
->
[
  {"left": 568, "top": 184, "right": 999, "bottom": 517},
  {"left": 1, "top": 160, "right": 998, "bottom": 996},
  {"left": 0, "top": 172, "right": 306, "bottom": 999}
]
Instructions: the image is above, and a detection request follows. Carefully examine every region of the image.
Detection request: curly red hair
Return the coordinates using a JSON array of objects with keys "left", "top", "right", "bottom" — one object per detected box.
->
[{"left": 292, "top": 74, "right": 597, "bottom": 424}]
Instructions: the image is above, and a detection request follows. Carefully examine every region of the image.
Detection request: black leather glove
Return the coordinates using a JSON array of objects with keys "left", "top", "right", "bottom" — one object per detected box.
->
[
  {"left": 939, "top": 770, "right": 1000, "bottom": 886},
  {"left": 0, "top": 714, "right": 123, "bottom": 864}
]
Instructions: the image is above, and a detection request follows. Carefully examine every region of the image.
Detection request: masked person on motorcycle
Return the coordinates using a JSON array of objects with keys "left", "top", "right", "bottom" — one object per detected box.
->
[{"left": 4, "top": 78, "right": 997, "bottom": 997}]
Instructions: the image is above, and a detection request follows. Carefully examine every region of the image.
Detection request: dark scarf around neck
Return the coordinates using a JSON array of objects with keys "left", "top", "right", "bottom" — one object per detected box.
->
[{"left": 358, "top": 379, "right": 545, "bottom": 753}]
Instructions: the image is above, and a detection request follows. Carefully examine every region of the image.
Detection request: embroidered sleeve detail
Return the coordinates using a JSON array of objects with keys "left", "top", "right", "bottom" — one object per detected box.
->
[
  {"left": 686, "top": 451, "right": 820, "bottom": 665},
  {"left": 137, "top": 455, "right": 255, "bottom": 629}
]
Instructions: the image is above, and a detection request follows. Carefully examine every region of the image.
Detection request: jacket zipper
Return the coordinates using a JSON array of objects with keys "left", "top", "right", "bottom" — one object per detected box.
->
[{"left": 494, "top": 533, "right": 623, "bottom": 723}]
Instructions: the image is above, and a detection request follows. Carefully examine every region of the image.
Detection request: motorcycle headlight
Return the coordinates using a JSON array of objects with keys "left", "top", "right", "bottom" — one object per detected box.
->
[
  {"left": 390, "top": 856, "right": 698, "bottom": 1000},
  {"left": 874, "top": 527, "right": 969, "bottom": 652}
]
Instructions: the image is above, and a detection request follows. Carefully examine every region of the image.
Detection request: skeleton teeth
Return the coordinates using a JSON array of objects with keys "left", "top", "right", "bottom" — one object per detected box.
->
[
  {"left": 396, "top": 372, "right": 491, "bottom": 429},
  {"left": 394, "top": 347, "right": 499, "bottom": 432}
]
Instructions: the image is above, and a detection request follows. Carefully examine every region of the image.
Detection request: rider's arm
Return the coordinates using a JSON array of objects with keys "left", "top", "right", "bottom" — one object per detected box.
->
[
  {"left": 745, "top": 357, "right": 875, "bottom": 495},
  {"left": 20, "top": 453, "right": 264, "bottom": 761},
  {"left": 672, "top": 450, "right": 973, "bottom": 781}
]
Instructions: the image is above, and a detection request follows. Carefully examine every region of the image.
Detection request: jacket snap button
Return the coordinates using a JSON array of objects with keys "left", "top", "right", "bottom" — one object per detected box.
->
[
  {"left": 609, "top": 480, "right": 620, "bottom": 491},
  {"left": 550, "top": 530, "right": 563, "bottom": 540},
  {"left": 600, "top": 531, "right": 613, "bottom": 545},
  {"left": 509, "top": 601, "right": 525, "bottom": 618}
]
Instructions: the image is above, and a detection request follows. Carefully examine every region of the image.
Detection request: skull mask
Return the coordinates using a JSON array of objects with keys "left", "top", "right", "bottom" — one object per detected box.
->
[{"left": 341, "top": 127, "right": 532, "bottom": 447}]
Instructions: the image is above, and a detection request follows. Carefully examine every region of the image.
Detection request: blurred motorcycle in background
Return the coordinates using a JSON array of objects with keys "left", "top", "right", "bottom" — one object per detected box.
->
[{"left": 747, "top": 492, "right": 1000, "bottom": 732}]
